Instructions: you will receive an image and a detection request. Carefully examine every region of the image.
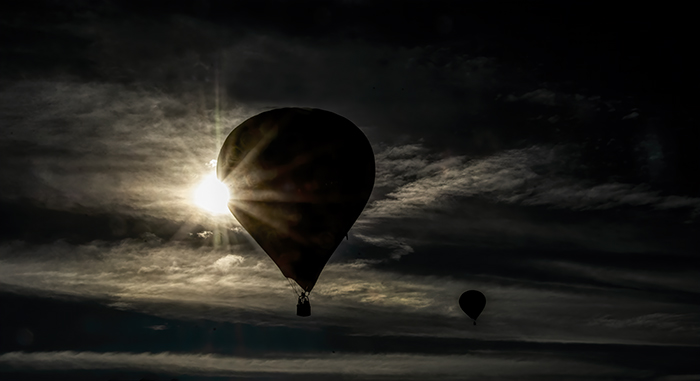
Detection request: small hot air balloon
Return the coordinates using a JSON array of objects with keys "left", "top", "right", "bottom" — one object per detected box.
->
[
  {"left": 459, "top": 290, "right": 486, "bottom": 325},
  {"left": 217, "top": 108, "right": 375, "bottom": 316}
]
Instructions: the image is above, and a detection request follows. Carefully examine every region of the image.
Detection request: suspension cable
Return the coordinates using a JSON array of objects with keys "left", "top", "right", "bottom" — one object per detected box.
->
[{"left": 286, "top": 277, "right": 301, "bottom": 298}]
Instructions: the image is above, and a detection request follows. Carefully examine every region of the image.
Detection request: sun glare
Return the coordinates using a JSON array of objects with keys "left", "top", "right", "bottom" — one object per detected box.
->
[{"left": 194, "top": 173, "right": 230, "bottom": 215}]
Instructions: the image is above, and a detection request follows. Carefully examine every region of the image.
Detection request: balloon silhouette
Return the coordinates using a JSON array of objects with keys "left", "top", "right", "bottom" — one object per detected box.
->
[
  {"left": 459, "top": 290, "right": 486, "bottom": 325},
  {"left": 217, "top": 108, "right": 375, "bottom": 316}
]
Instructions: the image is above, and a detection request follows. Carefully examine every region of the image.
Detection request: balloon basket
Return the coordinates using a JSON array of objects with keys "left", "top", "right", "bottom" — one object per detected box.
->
[{"left": 297, "top": 300, "right": 311, "bottom": 317}]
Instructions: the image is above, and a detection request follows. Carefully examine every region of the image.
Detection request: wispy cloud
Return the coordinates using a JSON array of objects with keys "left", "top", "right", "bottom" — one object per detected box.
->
[
  {"left": 504, "top": 88, "right": 604, "bottom": 121},
  {"left": 0, "top": 350, "right": 639, "bottom": 380},
  {"left": 506, "top": 88, "right": 559, "bottom": 106},
  {"left": 590, "top": 313, "right": 700, "bottom": 333},
  {"left": 353, "top": 233, "right": 414, "bottom": 260},
  {"left": 366, "top": 144, "right": 700, "bottom": 220},
  {"left": 146, "top": 324, "right": 169, "bottom": 331},
  {"left": 347, "top": 143, "right": 699, "bottom": 257},
  {"left": 0, "top": 20, "right": 508, "bottom": 222},
  {"left": 0, "top": 81, "right": 256, "bottom": 220},
  {"left": 2, "top": 238, "right": 699, "bottom": 346},
  {"left": 539, "top": 260, "right": 700, "bottom": 295}
]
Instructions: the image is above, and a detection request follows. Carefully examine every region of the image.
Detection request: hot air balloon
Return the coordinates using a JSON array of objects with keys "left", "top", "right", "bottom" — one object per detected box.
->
[
  {"left": 459, "top": 290, "right": 486, "bottom": 325},
  {"left": 217, "top": 108, "right": 375, "bottom": 316}
]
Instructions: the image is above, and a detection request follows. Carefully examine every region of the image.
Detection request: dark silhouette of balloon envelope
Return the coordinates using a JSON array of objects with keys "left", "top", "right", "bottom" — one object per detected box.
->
[
  {"left": 217, "top": 108, "right": 375, "bottom": 316},
  {"left": 459, "top": 290, "right": 486, "bottom": 325}
]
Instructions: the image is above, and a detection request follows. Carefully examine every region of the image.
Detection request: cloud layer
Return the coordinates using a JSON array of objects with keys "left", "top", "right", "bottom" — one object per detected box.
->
[
  {"left": 367, "top": 144, "right": 700, "bottom": 219},
  {"left": 0, "top": 350, "right": 640, "bottom": 380},
  {"left": 2, "top": 234, "right": 699, "bottom": 347}
]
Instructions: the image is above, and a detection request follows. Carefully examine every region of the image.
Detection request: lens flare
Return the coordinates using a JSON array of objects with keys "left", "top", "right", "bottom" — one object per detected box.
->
[{"left": 194, "top": 173, "right": 230, "bottom": 214}]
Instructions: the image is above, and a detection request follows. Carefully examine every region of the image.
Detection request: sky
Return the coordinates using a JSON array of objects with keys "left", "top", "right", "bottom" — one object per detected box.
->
[{"left": 1, "top": 1, "right": 699, "bottom": 380}]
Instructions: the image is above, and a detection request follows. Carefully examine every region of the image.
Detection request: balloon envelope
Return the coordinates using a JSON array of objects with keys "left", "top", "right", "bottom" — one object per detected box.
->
[
  {"left": 217, "top": 108, "right": 375, "bottom": 292},
  {"left": 459, "top": 290, "right": 486, "bottom": 321}
]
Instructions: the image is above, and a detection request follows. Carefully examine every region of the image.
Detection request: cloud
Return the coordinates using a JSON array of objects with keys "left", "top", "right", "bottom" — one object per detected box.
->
[
  {"left": 0, "top": 350, "right": 639, "bottom": 380},
  {"left": 623, "top": 111, "right": 640, "bottom": 120},
  {"left": 212, "top": 254, "right": 245, "bottom": 272},
  {"left": 349, "top": 143, "right": 698, "bottom": 255},
  {"left": 657, "top": 376, "right": 700, "bottom": 381},
  {"left": 590, "top": 313, "right": 700, "bottom": 333},
  {"left": 39, "top": 9, "right": 507, "bottom": 146},
  {"left": 504, "top": 88, "right": 605, "bottom": 117},
  {"left": 363, "top": 144, "right": 700, "bottom": 219},
  {"left": 0, "top": 80, "right": 258, "bottom": 220},
  {"left": 506, "top": 88, "right": 559, "bottom": 106},
  {"left": 353, "top": 234, "right": 414, "bottom": 260},
  {"left": 539, "top": 260, "right": 700, "bottom": 296},
  {"left": 2, "top": 237, "right": 700, "bottom": 346}
]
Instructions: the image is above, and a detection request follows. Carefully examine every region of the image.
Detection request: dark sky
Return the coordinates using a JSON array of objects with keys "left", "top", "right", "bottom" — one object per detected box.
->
[{"left": 2, "top": 1, "right": 699, "bottom": 380}]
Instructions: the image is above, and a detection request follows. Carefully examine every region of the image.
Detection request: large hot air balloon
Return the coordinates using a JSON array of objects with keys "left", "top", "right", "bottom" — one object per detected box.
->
[
  {"left": 217, "top": 108, "right": 375, "bottom": 316},
  {"left": 459, "top": 290, "right": 486, "bottom": 325}
]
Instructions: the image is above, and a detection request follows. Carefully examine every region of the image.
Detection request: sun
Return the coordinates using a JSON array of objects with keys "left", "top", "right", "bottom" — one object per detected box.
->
[{"left": 194, "top": 173, "right": 230, "bottom": 215}]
